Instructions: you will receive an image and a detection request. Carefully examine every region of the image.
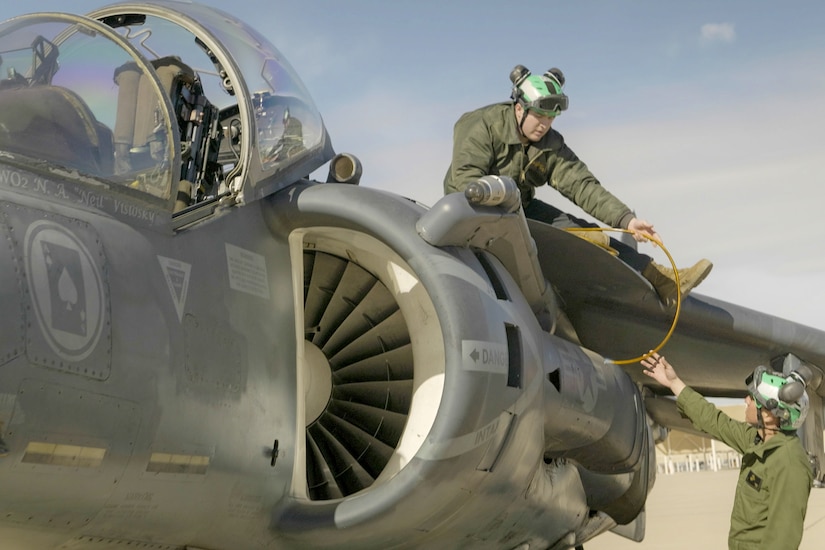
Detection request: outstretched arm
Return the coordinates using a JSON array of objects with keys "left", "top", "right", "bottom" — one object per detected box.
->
[
  {"left": 640, "top": 352, "right": 686, "bottom": 397},
  {"left": 641, "top": 352, "right": 755, "bottom": 453}
]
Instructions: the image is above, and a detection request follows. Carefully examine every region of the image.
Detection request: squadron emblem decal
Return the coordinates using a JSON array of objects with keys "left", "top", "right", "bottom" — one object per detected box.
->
[{"left": 24, "top": 220, "right": 104, "bottom": 362}]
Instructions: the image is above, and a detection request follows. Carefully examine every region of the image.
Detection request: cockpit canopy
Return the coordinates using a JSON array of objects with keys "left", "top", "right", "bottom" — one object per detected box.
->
[{"left": 0, "top": 1, "right": 333, "bottom": 212}]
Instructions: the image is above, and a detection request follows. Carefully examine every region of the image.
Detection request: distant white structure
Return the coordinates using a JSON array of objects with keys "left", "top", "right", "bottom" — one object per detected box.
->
[{"left": 656, "top": 405, "right": 744, "bottom": 475}]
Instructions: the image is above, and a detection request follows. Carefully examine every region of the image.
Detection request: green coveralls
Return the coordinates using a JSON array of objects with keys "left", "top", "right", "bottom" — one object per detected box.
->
[
  {"left": 443, "top": 102, "right": 635, "bottom": 227},
  {"left": 677, "top": 387, "right": 813, "bottom": 550},
  {"left": 443, "top": 102, "right": 651, "bottom": 271}
]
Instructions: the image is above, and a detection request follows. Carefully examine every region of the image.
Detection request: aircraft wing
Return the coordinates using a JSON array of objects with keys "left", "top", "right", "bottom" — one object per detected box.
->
[
  {"left": 529, "top": 219, "right": 825, "bottom": 397},
  {"left": 529, "top": 219, "right": 825, "bottom": 477}
]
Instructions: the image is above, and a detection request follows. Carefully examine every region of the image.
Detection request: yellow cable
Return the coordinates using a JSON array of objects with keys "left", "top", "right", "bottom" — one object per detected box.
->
[{"left": 563, "top": 227, "right": 681, "bottom": 365}]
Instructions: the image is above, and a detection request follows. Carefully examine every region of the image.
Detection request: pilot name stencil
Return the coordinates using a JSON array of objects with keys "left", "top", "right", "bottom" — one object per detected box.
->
[
  {"left": 0, "top": 168, "right": 32, "bottom": 189},
  {"left": 112, "top": 199, "right": 156, "bottom": 224},
  {"left": 0, "top": 168, "right": 72, "bottom": 202},
  {"left": 0, "top": 167, "right": 157, "bottom": 224}
]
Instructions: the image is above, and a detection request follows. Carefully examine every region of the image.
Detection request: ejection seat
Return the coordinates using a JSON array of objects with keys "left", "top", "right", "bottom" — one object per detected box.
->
[
  {"left": 113, "top": 55, "right": 221, "bottom": 210},
  {"left": 0, "top": 84, "right": 114, "bottom": 176}
]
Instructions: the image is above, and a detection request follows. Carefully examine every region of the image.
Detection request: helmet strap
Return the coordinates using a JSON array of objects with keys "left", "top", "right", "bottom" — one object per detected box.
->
[
  {"left": 515, "top": 103, "right": 530, "bottom": 141},
  {"left": 755, "top": 411, "right": 765, "bottom": 443},
  {"left": 755, "top": 407, "right": 781, "bottom": 442}
]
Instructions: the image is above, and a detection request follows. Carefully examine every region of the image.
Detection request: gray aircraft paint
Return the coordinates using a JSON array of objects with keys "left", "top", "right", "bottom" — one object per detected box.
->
[{"left": 0, "top": 3, "right": 821, "bottom": 550}]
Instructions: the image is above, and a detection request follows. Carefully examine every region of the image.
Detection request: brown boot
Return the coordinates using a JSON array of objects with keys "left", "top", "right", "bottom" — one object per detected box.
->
[
  {"left": 642, "top": 259, "right": 713, "bottom": 304},
  {"left": 565, "top": 229, "right": 618, "bottom": 255}
]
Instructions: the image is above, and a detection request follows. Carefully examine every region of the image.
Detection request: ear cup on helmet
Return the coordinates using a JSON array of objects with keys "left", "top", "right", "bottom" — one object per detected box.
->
[
  {"left": 510, "top": 64, "right": 530, "bottom": 85},
  {"left": 545, "top": 67, "right": 565, "bottom": 88},
  {"left": 748, "top": 364, "right": 811, "bottom": 430},
  {"left": 778, "top": 380, "right": 806, "bottom": 403},
  {"left": 510, "top": 64, "right": 530, "bottom": 101}
]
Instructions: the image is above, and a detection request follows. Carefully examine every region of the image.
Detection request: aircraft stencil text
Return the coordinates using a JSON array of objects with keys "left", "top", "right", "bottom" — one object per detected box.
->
[
  {"left": 113, "top": 199, "right": 156, "bottom": 223},
  {"left": 0, "top": 169, "right": 29, "bottom": 189},
  {"left": 462, "top": 340, "right": 509, "bottom": 374},
  {"left": 474, "top": 417, "right": 500, "bottom": 446}
]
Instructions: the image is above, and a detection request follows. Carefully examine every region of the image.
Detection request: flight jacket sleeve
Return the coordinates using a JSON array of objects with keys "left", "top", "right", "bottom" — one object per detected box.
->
[
  {"left": 545, "top": 134, "right": 634, "bottom": 228},
  {"left": 676, "top": 386, "right": 755, "bottom": 454}
]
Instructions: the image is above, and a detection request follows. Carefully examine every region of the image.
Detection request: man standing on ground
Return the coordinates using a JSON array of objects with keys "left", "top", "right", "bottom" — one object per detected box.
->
[{"left": 641, "top": 352, "right": 813, "bottom": 549}]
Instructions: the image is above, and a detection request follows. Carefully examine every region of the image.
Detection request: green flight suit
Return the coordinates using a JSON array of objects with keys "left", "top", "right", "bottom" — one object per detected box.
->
[
  {"left": 443, "top": 102, "right": 635, "bottom": 229},
  {"left": 677, "top": 387, "right": 813, "bottom": 550}
]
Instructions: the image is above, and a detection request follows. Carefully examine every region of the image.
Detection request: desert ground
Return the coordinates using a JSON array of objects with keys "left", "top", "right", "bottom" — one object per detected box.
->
[{"left": 587, "top": 469, "right": 825, "bottom": 549}]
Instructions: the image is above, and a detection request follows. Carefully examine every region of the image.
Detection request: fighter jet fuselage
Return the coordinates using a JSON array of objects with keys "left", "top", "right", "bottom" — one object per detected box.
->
[{"left": 0, "top": 3, "right": 822, "bottom": 550}]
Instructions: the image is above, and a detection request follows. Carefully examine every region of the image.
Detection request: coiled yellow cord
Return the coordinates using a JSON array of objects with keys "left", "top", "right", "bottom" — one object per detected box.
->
[{"left": 564, "top": 227, "right": 681, "bottom": 365}]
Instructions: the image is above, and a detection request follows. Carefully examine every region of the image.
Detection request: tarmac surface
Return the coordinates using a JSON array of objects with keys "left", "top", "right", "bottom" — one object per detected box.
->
[{"left": 586, "top": 469, "right": 825, "bottom": 549}]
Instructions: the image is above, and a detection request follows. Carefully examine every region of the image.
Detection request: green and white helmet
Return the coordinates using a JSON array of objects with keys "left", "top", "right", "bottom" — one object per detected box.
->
[
  {"left": 746, "top": 365, "right": 810, "bottom": 431},
  {"left": 509, "top": 65, "right": 568, "bottom": 117}
]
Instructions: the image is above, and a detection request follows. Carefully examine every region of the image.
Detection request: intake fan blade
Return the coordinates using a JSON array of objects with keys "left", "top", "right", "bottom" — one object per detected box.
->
[{"left": 303, "top": 250, "right": 413, "bottom": 500}]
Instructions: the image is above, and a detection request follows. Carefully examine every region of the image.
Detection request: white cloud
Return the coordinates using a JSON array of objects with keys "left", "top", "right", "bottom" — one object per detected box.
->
[{"left": 699, "top": 23, "right": 736, "bottom": 46}]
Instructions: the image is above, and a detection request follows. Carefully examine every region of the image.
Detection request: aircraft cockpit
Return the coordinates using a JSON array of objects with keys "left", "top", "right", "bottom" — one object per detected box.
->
[{"left": 0, "top": 2, "right": 333, "bottom": 225}]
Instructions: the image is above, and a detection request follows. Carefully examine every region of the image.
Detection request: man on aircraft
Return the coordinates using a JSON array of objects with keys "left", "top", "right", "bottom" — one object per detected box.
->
[
  {"left": 641, "top": 352, "right": 813, "bottom": 549},
  {"left": 443, "top": 65, "right": 712, "bottom": 305}
]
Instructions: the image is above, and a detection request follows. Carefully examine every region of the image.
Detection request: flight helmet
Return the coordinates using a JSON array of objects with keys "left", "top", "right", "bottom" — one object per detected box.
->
[
  {"left": 509, "top": 64, "right": 568, "bottom": 118},
  {"left": 746, "top": 365, "right": 811, "bottom": 431}
]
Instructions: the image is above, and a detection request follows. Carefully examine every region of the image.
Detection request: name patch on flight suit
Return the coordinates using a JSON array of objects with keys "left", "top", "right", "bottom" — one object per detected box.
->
[
  {"left": 527, "top": 159, "right": 547, "bottom": 175},
  {"left": 523, "top": 161, "right": 548, "bottom": 190},
  {"left": 746, "top": 470, "right": 763, "bottom": 491}
]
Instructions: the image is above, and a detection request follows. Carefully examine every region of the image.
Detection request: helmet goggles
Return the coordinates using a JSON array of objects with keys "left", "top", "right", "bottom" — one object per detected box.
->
[
  {"left": 524, "top": 96, "right": 568, "bottom": 118},
  {"left": 516, "top": 73, "right": 568, "bottom": 117}
]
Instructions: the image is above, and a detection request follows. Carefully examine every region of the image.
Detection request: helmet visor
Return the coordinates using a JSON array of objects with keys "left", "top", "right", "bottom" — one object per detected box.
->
[{"left": 745, "top": 366, "right": 773, "bottom": 408}]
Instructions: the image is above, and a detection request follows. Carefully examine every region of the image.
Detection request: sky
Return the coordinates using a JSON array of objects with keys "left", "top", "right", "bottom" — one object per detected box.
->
[{"left": 2, "top": 0, "right": 824, "bottom": 332}]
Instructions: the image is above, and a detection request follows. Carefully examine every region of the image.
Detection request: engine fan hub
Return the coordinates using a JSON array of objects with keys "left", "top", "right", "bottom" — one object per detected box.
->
[{"left": 303, "top": 340, "right": 333, "bottom": 426}]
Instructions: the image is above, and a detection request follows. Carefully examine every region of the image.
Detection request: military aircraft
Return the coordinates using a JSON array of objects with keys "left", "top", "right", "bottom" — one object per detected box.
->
[{"left": 0, "top": 2, "right": 822, "bottom": 549}]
